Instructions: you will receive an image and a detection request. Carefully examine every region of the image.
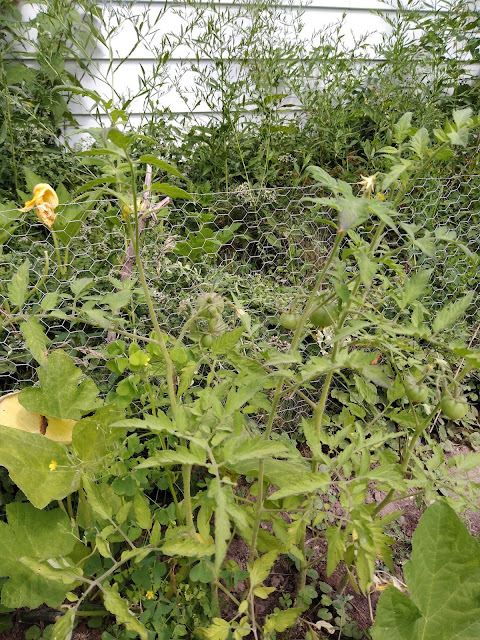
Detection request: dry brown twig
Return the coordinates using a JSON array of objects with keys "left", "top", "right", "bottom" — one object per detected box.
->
[{"left": 107, "top": 165, "right": 170, "bottom": 343}]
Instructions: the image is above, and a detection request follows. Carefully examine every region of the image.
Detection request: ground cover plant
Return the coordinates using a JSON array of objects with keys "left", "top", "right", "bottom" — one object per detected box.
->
[{"left": 0, "top": 108, "right": 479, "bottom": 640}]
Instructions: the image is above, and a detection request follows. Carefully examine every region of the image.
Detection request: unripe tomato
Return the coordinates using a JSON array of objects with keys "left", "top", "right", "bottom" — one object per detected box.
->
[
  {"left": 310, "top": 304, "right": 338, "bottom": 328},
  {"left": 279, "top": 312, "right": 301, "bottom": 330},
  {"left": 439, "top": 395, "right": 469, "bottom": 421},
  {"left": 404, "top": 377, "right": 429, "bottom": 403},
  {"left": 200, "top": 334, "right": 214, "bottom": 347}
]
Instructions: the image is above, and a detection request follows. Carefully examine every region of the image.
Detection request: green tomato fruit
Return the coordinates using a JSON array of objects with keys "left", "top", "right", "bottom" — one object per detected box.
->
[
  {"left": 279, "top": 312, "right": 301, "bottom": 330},
  {"left": 200, "top": 334, "right": 214, "bottom": 347},
  {"left": 310, "top": 304, "right": 338, "bottom": 329},
  {"left": 404, "top": 377, "right": 429, "bottom": 403},
  {"left": 439, "top": 396, "right": 469, "bottom": 421}
]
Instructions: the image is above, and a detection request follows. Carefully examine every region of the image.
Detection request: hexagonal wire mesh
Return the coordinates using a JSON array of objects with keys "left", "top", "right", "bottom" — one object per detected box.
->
[{"left": 1, "top": 175, "right": 480, "bottom": 431}]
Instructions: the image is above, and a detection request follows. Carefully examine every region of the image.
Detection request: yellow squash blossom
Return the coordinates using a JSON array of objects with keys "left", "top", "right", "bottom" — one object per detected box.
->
[{"left": 20, "top": 184, "right": 59, "bottom": 228}]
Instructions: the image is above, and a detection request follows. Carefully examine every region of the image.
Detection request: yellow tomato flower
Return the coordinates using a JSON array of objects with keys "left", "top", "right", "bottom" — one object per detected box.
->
[
  {"left": 20, "top": 184, "right": 59, "bottom": 228},
  {"left": 375, "top": 192, "right": 386, "bottom": 201},
  {"left": 358, "top": 174, "right": 377, "bottom": 196},
  {"left": 49, "top": 460, "right": 58, "bottom": 471},
  {"left": 145, "top": 590, "right": 155, "bottom": 600},
  {"left": 122, "top": 198, "right": 145, "bottom": 220}
]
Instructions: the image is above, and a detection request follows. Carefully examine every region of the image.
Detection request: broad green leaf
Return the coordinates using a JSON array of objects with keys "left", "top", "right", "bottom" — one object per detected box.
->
[
  {"left": 444, "top": 108, "right": 473, "bottom": 147},
  {"left": 0, "top": 504, "right": 77, "bottom": 608},
  {"left": 107, "top": 128, "right": 132, "bottom": 150},
  {"left": 432, "top": 292, "right": 473, "bottom": 333},
  {"left": 133, "top": 493, "right": 152, "bottom": 530},
  {"left": 53, "top": 203, "right": 89, "bottom": 246},
  {"left": 82, "top": 476, "right": 113, "bottom": 521},
  {"left": 96, "top": 535, "right": 112, "bottom": 559},
  {"left": 224, "top": 377, "right": 266, "bottom": 414},
  {"left": 254, "top": 586, "right": 276, "bottom": 598},
  {"left": 211, "top": 328, "right": 244, "bottom": 355},
  {"left": 231, "top": 459, "right": 311, "bottom": 486},
  {"left": 138, "top": 155, "right": 185, "bottom": 179},
  {"left": 263, "top": 608, "right": 303, "bottom": 633},
  {"left": 393, "top": 112, "right": 412, "bottom": 143},
  {"left": 366, "top": 200, "right": 398, "bottom": 232},
  {"left": 325, "top": 526, "right": 344, "bottom": 577},
  {"left": 20, "top": 316, "right": 50, "bottom": 364},
  {"left": 51, "top": 609, "right": 75, "bottom": 640},
  {"left": 120, "top": 548, "right": 152, "bottom": 564},
  {"left": 0, "top": 202, "right": 20, "bottom": 244},
  {"left": 382, "top": 162, "right": 411, "bottom": 191},
  {"left": 19, "top": 556, "right": 83, "bottom": 584},
  {"left": 221, "top": 437, "right": 289, "bottom": 465},
  {"left": 24, "top": 168, "right": 43, "bottom": 192},
  {"left": 102, "top": 584, "right": 148, "bottom": 640},
  {"left": 70, "top": 277, "right": 94, "bottom": 297},
  {"left": 8, "top": 259, "right": 30, "bottom": 308},
  {"left": 162, "top": 536, "right": 214, "bottom": 558},
  {"left": 136, "top": 447, "right": 206, "bottom": 468},
  {"left": 249, "top": 550, "right": 278, "bottom": 587},
  {"left": 372, "top": 501, "right": 480, "bottom": 640},
  {"left": 447, "top": 451, "right": 480, "bottom": 471},
  {"left": 78, "top": 148, "right": 124, "bottom": 157},
  {"left": 19, "top": 350, "right": 101, "bottom": 420},
  {"left": 177, "top": 360, "right": 198, "bottom": 396},
  {"left": 409, "top": 127, "right": 430, "bottom": 159},
  {"left": 103, "top": 290, "right": 132, "bottom": 312},
  {"left": 399, "top": 270, "right": 432, "bottom": 310},
  {"left": 75, "top": 176, "right": 116, "bottom": 193},
  {"left": 366, "top": 464, "right": 405, "bottom": 491},
  {"left": 211, "top": 483, "right": 230, "bottom": 574},
  {"left": 338, "top": 196, "right": 368, "bottom": 233},
  {"left": 302, "top": 419, "right": 325, "bottom": 460},
  {"left": 413, "top": 233, "right": 435, "bottom": 257},
  {"left": 110, "top": 413, "right": 175, "bottom": 435},
  {"left": 82, "top": 308, "right": 112, "bottom": 329},
  {"left": 453, "top": 107, "right": 473, "bottom": 129},
  {"left": 307, "top": 166, "right": 338, "bottom": 191},
  {"left": 40, "top": 292, "right": 59, "bottom": 311},
  {"left": 150, "top": 183, "right": 195, "bottom": 201},
  {"left": 196, "top": 618, "right": 230, "bottom": 640},
  {"left": 72, "top": 406, "right": 124, "bottom": 464},
  {"left": 357, "top": 250, "right": 378, "bottom": 287},
  {"left": 52, "top": 184, "right": 88, "bottom": 246},
  {"left": 269, "top": 472, "right": 329, "bottom": 500},
  {"left": 129, "top": 350, "right": 150, "bottom": 367},
  {"left": 0, "top": 425, "right": 80, "bottom": 508}
]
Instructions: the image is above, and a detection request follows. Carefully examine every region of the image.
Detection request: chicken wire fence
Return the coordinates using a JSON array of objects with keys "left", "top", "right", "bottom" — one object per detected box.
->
[{"left": 1, "top": 174, "right": 480, "bottom": 429}]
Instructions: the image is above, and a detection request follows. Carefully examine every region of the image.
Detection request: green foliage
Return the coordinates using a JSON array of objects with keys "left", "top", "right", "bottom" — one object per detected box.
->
[
  {"left": 0, "top": 425, "right": 81, "bottom": 509},
  {"left": 372, "top": 501, "right": 480, "bottom": 640},
  {"left": 0, "top": 0, "right": 102, "bottom": 198},
  {"left": 19, "top": 350, "right": 101, "bottom": 420},
  {"left": 0, "top": 503, "right": 78, "bottom": 608},
  {"left": 1, "top": 0, "right": 480, "bottom": 632}
]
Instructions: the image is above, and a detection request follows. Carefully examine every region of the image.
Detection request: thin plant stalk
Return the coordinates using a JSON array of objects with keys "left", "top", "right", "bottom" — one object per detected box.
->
[{"left": 125, "top": 157, "right": 194, "bottom": 532}]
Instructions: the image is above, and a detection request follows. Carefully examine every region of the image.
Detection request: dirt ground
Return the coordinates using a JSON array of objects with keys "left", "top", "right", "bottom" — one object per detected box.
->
[{"left": 0, "top": 621, "right": 102, "bottom": 640}]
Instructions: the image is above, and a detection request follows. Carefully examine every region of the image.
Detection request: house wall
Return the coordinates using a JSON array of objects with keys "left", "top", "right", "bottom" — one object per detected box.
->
[{"left": 68, "top": 0, "right": 411, "bottom": 128}]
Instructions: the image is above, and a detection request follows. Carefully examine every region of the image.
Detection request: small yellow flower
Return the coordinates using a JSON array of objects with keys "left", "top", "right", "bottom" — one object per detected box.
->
[
  {"left": 358, "top": 174, "right": 377, "bottom": 196},
  {"left": 122, "top": 198, "right": 144, "bottom": 220},
  {"left": 145, "top": 590, "right": 155, "bottom": 600},
  {"left": 375, "top": 192, "right": 386, "bottom": 201},
  {"left": 20, "top": 184, "right": 59, "bottom": 228},
  {"left": 49, "top": 460, "right": 58, "bottom": 471}
]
